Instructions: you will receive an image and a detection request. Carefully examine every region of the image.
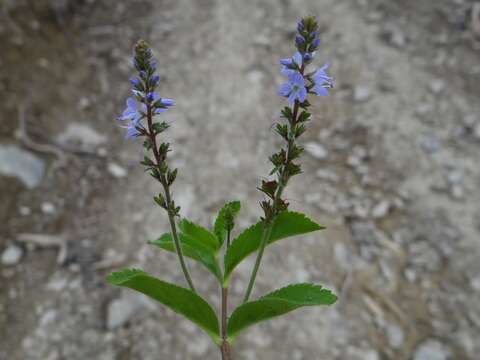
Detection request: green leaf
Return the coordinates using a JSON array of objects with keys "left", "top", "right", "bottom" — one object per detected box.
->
[
  {"left": 224, "top": 211, "right": 324, "bottom": 284},
  {"left": 213, "top": 201, "right": 241, "bottom": 245},
  {"left": 227, "top": 283, "right": 336, "bottom": 342},
  {"left": 149, "top": 233, "right": 222, "bottom": 283},
  {"left": 107, "top": 269, "right": 221, "bottom": 345},
  {"left": 179, "top": 219, "right": 219, "bottom": 251}
]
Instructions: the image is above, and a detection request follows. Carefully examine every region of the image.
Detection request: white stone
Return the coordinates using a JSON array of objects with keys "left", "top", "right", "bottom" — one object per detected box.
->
[
  {"left": 305, "top": 142, "right": 328, "bottom": 160},
  {"left": 1, "top": 245, "right": 23, "bottom": 266},
  {"left": 56, "top": 123, "right": 106, "bottom": 150},
  {"left": 107, "top": 162, "right": 127, "bottom": 178},
  {"left": 414, "top": 339, "right": 451, "bottom": 360},
  {"left": 371, "top": 200, "right": 390, "bottom": 218},
  {"left": 386, "top": 323, "right": 404, "bottom": 348},
  {"left": 429, "top": 79, "right": 445, "bottom": 95},
  {"left": 0, "top": 145, "right": 45, "bottom": 189},
  {"left": 41, "top": 202, "right": 56, "bottom": 215},
  {"left": 353, "top": 85, "right": 371, "bottom": 103},
  {"left": 107, "top": 293, "right": 154, "bottom": 329}
]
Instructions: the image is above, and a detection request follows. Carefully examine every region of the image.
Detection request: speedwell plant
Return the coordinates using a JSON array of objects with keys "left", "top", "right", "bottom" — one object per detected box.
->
[{"left": 108, "top": 16, "right": 336, "bottom": 359}]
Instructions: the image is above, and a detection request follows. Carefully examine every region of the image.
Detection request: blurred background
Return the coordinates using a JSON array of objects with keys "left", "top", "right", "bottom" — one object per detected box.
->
[{"left": 1, "top": 0, "right": 480, "bottom": 359}]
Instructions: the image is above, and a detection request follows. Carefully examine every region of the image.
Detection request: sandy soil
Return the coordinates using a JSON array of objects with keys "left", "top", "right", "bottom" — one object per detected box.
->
[{"left": 1, "top": 0, "right": 480, "bottom": 359}]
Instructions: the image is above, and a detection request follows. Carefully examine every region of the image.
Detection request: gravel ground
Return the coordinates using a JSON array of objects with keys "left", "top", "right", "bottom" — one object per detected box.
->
[{"left": 1, "top": 0, "right": 480, "bottom": 359}]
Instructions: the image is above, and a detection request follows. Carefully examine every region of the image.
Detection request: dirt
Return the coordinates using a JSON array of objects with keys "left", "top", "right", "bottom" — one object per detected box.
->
[{"left": 1, "top": 0, "right": 479, "bottom": 359}]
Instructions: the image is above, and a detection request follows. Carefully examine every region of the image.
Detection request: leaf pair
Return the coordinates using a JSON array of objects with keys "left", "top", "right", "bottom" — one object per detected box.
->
[{"left": 107, "top": 269, "right": 336, "bottom": 344}]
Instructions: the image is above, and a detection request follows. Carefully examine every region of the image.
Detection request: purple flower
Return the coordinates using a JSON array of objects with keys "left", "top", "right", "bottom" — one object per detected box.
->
[
  {"left": 280, "top": 52, "right": 303, "bottom": 76},
  {"left": 295, "top": 35, "right": 305, "bottom": 46},
  {"left": 311, "top": 38, "right": 320, "bottom": 48},
  {"left": 278, "top": 72, "right": 307, "bottom": 105},
  {"left": 146, "top": 92, "right": 158, "bottom": 103},
  {"left": 159, "top": 98, "right": 175, "bottom": 107},
  {"left": 118, "top": 98, "right": 142, "bottom": 123},
  {"left": 303, "top": 53, "right": 313, "bottom": 62},
  {"left": 150, "top": 75, "right": 160, "bottom": 86},
  {"left": 122, "top": 121, "right": 142, "bottom": 139},
  {"left": 312, "top": 63, "right": 334, "bottom": 96},
  {"left": 130, "top": 77, "right": 141, "bottom": 87}
]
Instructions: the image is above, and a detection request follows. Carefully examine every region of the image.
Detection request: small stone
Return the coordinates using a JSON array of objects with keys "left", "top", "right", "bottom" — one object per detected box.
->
[
  {"left": 446, "top": 169, "right": 463, "bottom": 185},
  {"left": 420, "top": 135, "right": 440, "bottom": 154},
  {"left": 429, "top": 79, "right": 446, "bottom": 95},
  {"left": 386, "top": 323, "right": 404, "bottom": 349},
  {"left": 107, "top": 293, "right": 154, "bottom": 329},
  {"left": 304, "top": 142, "right": 328, "bottom": 160},
  {"left": 473, "top": 123, "right": 480, "bottom": 140},
  {"left": 56, "top": 123, "right": 106, "bottom": 151},
  {"left": 353, "top": 85, "right": 371, "bottom": 103},
  {"left": 413, "top": 339, "right": 452, "bottom": 360},
  {"left": 316, "top": 169, "right": 339, "bottom": 182},
  {"left": 19, "top": 206, "right": 31, "bottom": 216},
  {"left": 470, "top": 274, "right": 480, "bottom": 292},
  {"left": 1, "top": 245, "right": 23, "bottom": 266},
  {"left": 381, "top": 23, "right": 406, "bottom": 48},
  {"left": 371, "top": 200, "right": 390, "bottom": 219},
  {"left": 0, "top": 145, "right": 45, "bottom": 189},
  {"left": 41, "top": 202, "right": 56, "bottom": 215},
  {"left": 107, "top": 162, "right": 127, "bottom": 178},
  {"left": 451, "top": 185, "right": 464, "bottom": 199}
]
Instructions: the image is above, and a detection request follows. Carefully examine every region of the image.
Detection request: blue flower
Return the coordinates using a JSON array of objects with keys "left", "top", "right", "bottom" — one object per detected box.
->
[
  {"left": 130, "top": 77, "right": 141, "bottom": 87},
  {"left": 150, "top": 75, "right": 160, "bottom": 87},
  {"left": 311, "top": 38, "right": 320, "bottom": 48},
  {"left": 295, "top": 35, "right": 306, "bottom": 46},
  {"left": 280, "top": 52, "right": 303, "bottom": 76},
  {"left": 118, "top": 98, "right": 143, "bottom": 124},
  {"left": 312, "top": 63, "right": 334, "bottom": 96},
  {"left": 278, "top": 71, "right": 307, "bottom": 105},
  {"left": 159, "top": 98, "right": 175, "bottom": 107}
]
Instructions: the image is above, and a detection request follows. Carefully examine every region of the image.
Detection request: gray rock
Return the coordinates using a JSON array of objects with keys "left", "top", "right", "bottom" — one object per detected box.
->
[
  {"left": 386, "top": 322, "right": 404, "bottom": 349},
  {"left": 41, "top": 202, "right": 56, "bottom": 215},
  {"left": 107, "top": 162, "right": 127, "bottom": 178},
  {"left": 353, "top": 85, "right": 371, "bottom": 103},
  {"left": 414, "top": 339, "right": 452, "bottom": 360},
  {"left": 1, "top": 244, "right": 23, "bottom": 266},
  {"left": 0, "top": 144, "right": 45, "bottom": 189},
  {"left": 304, "top": 142, "right": 328, "bottom": 160},
  {"left": 56, "top": 123, "right": 106, "bottom": 151},
  {"left": 107, "top": 293, "right": 154, "bottom": 329},
  {"left": 429, "top": 79, "right": 446, "bottom": 95},
  {"left": 473, "top": 122, "right": 480, "bottom": 140},
  {"left": 420, "top": 135, "right": 440, "bottom": 154},
  {"left": 381, "top": 23, "right": 406, "bottom": 48},
  {"left": 371, "top": 200, "right": 390, "bottom": 219}
]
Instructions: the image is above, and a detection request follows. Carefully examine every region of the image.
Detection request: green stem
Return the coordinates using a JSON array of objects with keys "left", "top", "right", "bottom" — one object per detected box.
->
[
  {"left": 242, "top": 91, "right": 302, "bottom": 302},
  {"left": 146, "top": 105, "right": 196, "bottom": 293}
]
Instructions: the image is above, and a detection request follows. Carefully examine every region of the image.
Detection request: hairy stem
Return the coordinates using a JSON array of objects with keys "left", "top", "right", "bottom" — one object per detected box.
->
[
  {"left": 242, "top": 84, "right": 303, "bottom": 302},
  {"left": 146, "top": 106, "right": 196, "bottom": 292},
  {"left": 220, "top": 286, "right": 232, "bottom": 359}
]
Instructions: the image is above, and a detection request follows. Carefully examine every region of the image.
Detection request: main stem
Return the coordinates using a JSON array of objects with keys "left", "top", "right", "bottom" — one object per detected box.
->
[
  {"left": 243, "top": 84, "right": 303, "bottom": 303},
  {"left": 146, "top": 106, "right": 196, "bottom": 292},
  {"left": 220, "top": 229, "right": 233, "bottom": 359}
]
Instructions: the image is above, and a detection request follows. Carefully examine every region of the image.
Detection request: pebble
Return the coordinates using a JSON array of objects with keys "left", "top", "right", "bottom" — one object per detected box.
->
[
  {"left": 420, "top": 135, "right": 440, "bottom": 154},
  {"left": 304, "top": 142, "right": 328, "bottom": 160},
  {"left": 353, "top": 85, "right": 372, "bottom": 103},
  {"left": 381, "top": 23, "right": 407, "bottom": 48},
  {"left": 316, "top": 169, "right": 339, "bottom": 182},
  {"left": 1, "top": 245, "right": 23, "bottom": 266},
  {"left": 107, "top": 293, "right": 154, "bottom": 329},
  {"left": 56, "top": 123, "right": 106, "bottom": 151},
  {"left": 371, "top": 200, "right": 390, "bottom": 219},
  {"left": 429, "top": 79, "right": 446, "bottom": 95},
  {"left": 0, "top": 144, "right": 45, "bottom": 189},
  {"left": 413, "top": 339, "right": 452, "bottom": 360},
  {"left": 386, "top": 322, "right": 404, "bottom": 349},
  {"left": 473, "top": 122, "right": 480, "bottom": 140},
  {"left": 107, "top": 162, "right": 128, "bottom": 178},
  {"left": 41, "top": 202, "right": 56, "bottom": 215}
]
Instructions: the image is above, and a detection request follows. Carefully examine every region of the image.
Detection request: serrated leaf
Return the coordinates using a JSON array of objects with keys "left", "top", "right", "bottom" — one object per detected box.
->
[
  {"left": 224, "top": 212, "right": 324, "bottom": 284},
  {"left": 179, "top": 219, "right": 219, "bottom": 251},
  {"left": 227, "top": 283, "right": 336, "bottom": 342},
  {"left": 149, "top": 233, "right": 222, "bottom": 283},
  {"left": 107, "top": 269, "right": 221, "bottom": 344},
  {"left": 213, "top": 201, "right": 241, "bottom": 245}
]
